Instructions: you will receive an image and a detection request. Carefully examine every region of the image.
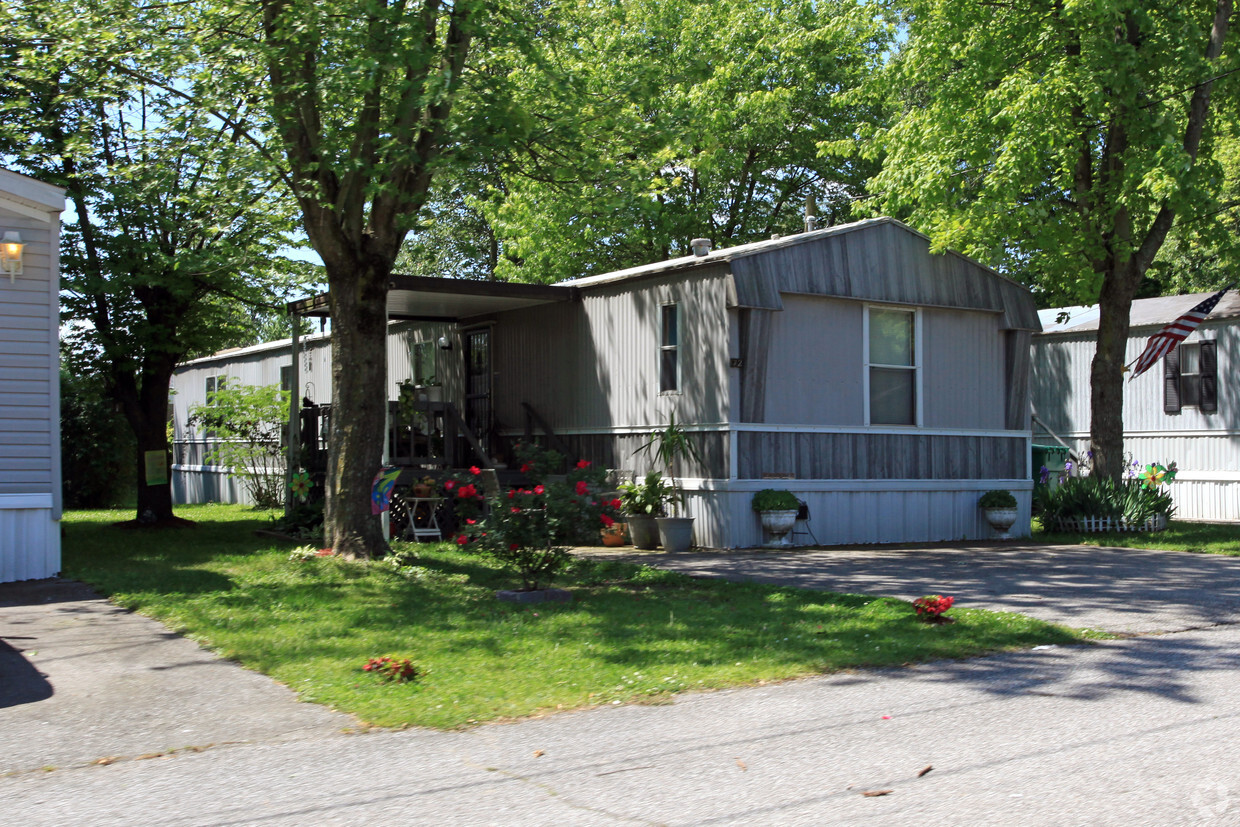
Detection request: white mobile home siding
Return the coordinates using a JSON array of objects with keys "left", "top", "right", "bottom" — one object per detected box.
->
[
  {"left": 0, "top": 171, "right": 64, "bottom": 581},
  {"left": 1032, "top": 320, "right": 1240, "bottom": 521}
]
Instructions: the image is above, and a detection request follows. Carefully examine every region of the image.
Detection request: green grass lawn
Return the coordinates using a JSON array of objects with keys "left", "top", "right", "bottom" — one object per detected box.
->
[
  {"left": 1033, "top": 518, "right": 1240, "bottom": 554},
  {"left": 65, "top": 504, "right": 1088, "bottom": 729}
]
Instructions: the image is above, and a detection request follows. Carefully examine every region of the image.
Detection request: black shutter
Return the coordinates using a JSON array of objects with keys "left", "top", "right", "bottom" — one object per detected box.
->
[
  {"left": 1164, "top": 346, "right": 1181, "bottom": 413},
  {"left": 1200, "top": 340, "right": 1218, "bottom": 413}
]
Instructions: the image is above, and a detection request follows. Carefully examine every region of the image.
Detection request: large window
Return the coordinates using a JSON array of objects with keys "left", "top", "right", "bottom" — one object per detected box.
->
[
  {"left": 867, "top": 307, "right": 918, "bottom": 426},
  {"left": 660, "top": 303, "right": 679, "bottom": 393},
  {"left": 411, "top": 340, "right": 437, "bottom": 386}
]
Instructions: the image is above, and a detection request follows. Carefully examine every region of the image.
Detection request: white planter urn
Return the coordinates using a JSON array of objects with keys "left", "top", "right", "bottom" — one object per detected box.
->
[
  {"left": 983, "top": 507, "right": 1018, "bottom": 540},
  {"left": 760, "top": 509, "right": 798, "bottom": 548}
]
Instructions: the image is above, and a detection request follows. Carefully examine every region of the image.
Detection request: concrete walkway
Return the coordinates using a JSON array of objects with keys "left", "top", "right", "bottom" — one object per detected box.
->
[
  {"left": 579, "top": 541, "right": 1240, "bottom": 635},
  {"left": 5, "top": 542, "right": 1240, "bottom": 824}
]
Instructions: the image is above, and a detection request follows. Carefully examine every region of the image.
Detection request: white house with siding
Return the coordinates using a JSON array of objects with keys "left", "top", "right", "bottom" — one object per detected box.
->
[
  {"left": 1032, "top": 291, "right": 1240, "bottom": 522},
  {"left": 173, "top": 217, "right": 1042, "bottom": 547},
  {"left": 0, "top": 169, "right": 65, "bottom": 581}
]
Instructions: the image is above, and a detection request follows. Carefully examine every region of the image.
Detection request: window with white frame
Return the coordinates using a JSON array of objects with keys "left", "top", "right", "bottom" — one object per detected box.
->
[
  {"left": 660, "top": 303, "right": 679, "bottom": 393},
  {"left": 867, "top": 306, "right": 918, "bottom": 426}
]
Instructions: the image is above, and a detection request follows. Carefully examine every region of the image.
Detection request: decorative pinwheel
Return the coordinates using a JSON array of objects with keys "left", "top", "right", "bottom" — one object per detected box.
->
[{"left": 289, "top": 470, "right": 314, "bottom": 501}]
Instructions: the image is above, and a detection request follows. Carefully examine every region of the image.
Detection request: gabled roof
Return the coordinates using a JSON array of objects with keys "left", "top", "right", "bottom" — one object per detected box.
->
[
  {"left": 1038, "top": 290, "right": 1240, "bottom": 335},
  {"left": 0, "top": 169, "right": 65, "bottom": 221},
  {"left": 283, "top": 216, "right": 1040, "bottom": 331}
]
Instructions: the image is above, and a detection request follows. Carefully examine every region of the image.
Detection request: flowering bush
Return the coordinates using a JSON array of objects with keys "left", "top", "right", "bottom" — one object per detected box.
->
[
  {"left": 362, "top": 656, "right": 420, "bottom": 683},
  {"left": 912, "top": 594, "right": 954, "bottom": 618},
  {"left": 451, "top": 445, "right": 621, "bottom": 591}
]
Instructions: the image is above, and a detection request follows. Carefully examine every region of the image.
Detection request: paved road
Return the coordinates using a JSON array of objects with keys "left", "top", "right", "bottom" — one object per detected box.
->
[{"left": 5, "top": 544, "right": 1240, "bottom": 825}]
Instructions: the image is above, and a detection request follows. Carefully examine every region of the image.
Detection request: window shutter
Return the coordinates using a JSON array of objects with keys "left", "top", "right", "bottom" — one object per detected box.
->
[
  {"left": 1163, "top": 347, "right": 1181, "bottom": 413},
  {"left": 1200, "top": 340, "right": 1218, "bottom": 413}
]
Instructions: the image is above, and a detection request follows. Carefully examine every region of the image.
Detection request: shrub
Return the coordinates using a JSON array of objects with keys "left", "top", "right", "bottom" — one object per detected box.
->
[
  {"left": 1035, "top": 475, "right": 1175, "bottom": 527},
  {"left": 188, "top": 382, "right": 289, "bottom": 509},
  {"left": 978, "top": 489, "right": 1017, "bottom": 509},
  {"left": 751, "top": 489, "right": 800, "bottom": 512},
  {"left": 452, "top": 445, "right": 622, "bottom": 591}
]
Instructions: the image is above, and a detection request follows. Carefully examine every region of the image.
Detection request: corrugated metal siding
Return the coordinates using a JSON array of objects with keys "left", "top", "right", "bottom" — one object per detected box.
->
[
  {"left": 492, "top": 269, "right": 732, "bottom": 432},
  {"left": 0, "top": 209, "right": 55, "bottom": 496},
  {"left": 922, "top": 307, "right": 1006, "bottom": 430},
  {"left": 0, "top": 502, "right": 59, "bottom": 580},
  {"left": 762, "top": 296, "right": 863, "bottom": 426},
  {"left": 737, "top": 432, "right": 1026, "bottom": 480}
]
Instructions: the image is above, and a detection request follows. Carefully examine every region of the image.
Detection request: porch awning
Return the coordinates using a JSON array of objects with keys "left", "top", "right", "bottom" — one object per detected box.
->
[{"left": 287, "top": 275, "right": 578, "bottom": 322}]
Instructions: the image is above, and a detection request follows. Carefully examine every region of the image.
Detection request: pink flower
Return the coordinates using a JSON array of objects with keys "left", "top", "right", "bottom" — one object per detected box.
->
[
  {"left": 470, "top": 465, "right": 482, "bottom": 475},
  {"left": 466, "top": 518, "right": 477, "bottom": 525},
  {"left": 533, "top": 485, "right": 545, "bottom": 495},
  {"left": 444, "top": 479, "right": 457, "bottom": 490},
  {"left": 576, "top": 459, "right": 591, "bottom": 469}
]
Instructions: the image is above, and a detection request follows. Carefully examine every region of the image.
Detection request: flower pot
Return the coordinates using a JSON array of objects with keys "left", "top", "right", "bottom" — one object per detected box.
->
[
  {"left": 983, "top": 506, "right": 1019, "bottom": 539},
  {"left": 601, "top": 523, "right": 628, "bottom": 547},
  {"left": 626, "top": 514, "right": 660, "bottom": 549},
  {"left": 759, "top": 509, "right": 798, "bottom": 548},
  {"left": 656, "top": 516, "right": 694, "bottom": 552}
]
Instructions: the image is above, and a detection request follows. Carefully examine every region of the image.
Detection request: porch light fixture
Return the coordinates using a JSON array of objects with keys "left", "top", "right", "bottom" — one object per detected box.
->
[
  {"left": 437, "top": 335, "right": 452, "bottom": 350},
  {"left": 1, "top": 232, "right": 22, "bottom": 282}
]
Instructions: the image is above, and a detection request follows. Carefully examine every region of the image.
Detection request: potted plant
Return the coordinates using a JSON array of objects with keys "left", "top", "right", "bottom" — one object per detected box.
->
[
  {"left": 978, "top": 489, "right": 1018, "bottom": 539},
  {"left": 751, "top": 489, "right": 800, "bottom": 548},
  {"left": 618, "top": 471, "right": 672, "bottom": 549},
  {"left": 638, "top": 414, "right": 703, "bottom": 552}
]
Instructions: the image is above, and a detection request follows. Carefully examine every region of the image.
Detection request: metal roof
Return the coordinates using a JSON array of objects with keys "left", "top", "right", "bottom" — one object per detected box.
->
[{"left": 1038, "top": 290, "right": 1240, "bottom": 335}]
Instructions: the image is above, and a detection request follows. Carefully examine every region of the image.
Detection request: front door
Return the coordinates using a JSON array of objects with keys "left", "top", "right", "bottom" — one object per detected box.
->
[{"left": 463, "top": 329, "right": 492, "bottom": 459}]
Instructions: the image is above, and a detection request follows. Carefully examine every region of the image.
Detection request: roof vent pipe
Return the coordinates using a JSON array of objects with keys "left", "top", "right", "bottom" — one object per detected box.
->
[
  {"left": 804, "top": 195, "right": 818, "bottom": 233},
  {"left": 690, "top": 238, "right": 713, "bottom": 257}
]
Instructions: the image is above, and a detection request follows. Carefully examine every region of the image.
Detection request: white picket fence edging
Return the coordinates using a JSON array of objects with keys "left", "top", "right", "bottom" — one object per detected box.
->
[{"left": 1055, "top": 513, "right": 1169, "bottom": 533}]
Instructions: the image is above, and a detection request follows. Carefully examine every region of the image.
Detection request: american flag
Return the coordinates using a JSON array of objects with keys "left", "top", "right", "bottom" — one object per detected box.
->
[{"left": 1128, "top": 287, "right": 1230, "bottom": 380}]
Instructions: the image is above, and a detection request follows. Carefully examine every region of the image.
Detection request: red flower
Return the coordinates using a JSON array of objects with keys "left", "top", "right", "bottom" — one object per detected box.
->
[
  {"left": 521, "top": 463, "right": 531, "bottom": 473},
  {"left": 576, "top": 459, "right": 591, "bottom": 469},
  {"left": 575, "top": 480, "right": 589, "bottom": 495},
  {"left": 600, "top": 514, "right": 615, "bottom": 527},
  {"left": 466, "top": 518, "right": 477, "bottom": 525},
  {"left": 458, "top": 483, "right": 477, "bottom": 499},
  {"left": 610, "top": 498, "right": 622, "bottom": 509},
  {"left": 533, "top": 485, "right": 545, "bottom": 495},
  {"left": 470, "top": 465, "right": 482, "bottom": 475},
  {"left": 511, "top": 506, "right": 521, "bottom": 514},
  {"left": 456, "top": 535, "right": 469, "bottom": 545},
  {"left": 507, "top": 490, "right": 516, "bottom": 499},
  {"left": 444, "top": 479, "right": 457, "bottom": 490},
  {"left": 509, "top": 543, "right": 519, "bottom": 551}
]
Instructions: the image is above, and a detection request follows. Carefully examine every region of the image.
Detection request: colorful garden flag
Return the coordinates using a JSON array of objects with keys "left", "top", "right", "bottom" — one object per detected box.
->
[{"left": 371, "top": 466, "right": 402, "bottom": 515}]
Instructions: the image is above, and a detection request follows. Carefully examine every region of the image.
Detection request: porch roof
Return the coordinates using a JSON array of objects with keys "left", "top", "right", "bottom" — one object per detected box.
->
[{"left": 287, "top": 274, "right": 578, "bottom": 322}]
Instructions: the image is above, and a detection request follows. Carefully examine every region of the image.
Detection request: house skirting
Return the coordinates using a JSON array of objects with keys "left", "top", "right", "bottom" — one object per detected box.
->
[
  {"left": 171, "top": 464, "right": 250, "bottom": 506},
  {"left": 0, "top": 494, "right": 60, "bottom": 582},
  {"left": 677, "top": 479, "right": 1032, "bottom": 549}
]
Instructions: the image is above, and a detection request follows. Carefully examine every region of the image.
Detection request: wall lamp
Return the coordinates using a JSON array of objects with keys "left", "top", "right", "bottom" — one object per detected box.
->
[
  {"left": 1, "top": 232, "right": 22, "bottom": 282},
  {"left": 437, "top": 335, "right": 452, "bottom": 350}
]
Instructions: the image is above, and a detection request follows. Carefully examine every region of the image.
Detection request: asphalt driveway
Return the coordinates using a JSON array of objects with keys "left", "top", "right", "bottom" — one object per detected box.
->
[{"left": 579, "top": 541, "right": 1240, "bottom": 635}]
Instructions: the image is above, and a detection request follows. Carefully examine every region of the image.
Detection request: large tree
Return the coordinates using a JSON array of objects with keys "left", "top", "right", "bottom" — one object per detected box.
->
[
  {"left": 399, "top": 0, "right": 891, "bottom": 284},
  {"left": 4, "top": 1, "right": 295, "bottom": 522},
  {"left": 198, "top": 0, "right": 516, "bottom": 557},
  {"left": 855, "top": 0, "right": 1236, "bottom": 479}
]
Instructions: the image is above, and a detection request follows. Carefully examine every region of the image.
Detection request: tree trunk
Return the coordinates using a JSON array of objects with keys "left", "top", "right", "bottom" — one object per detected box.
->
[
  {"left": 1088, "top": 259, "right": 1141, "bottom": 481},
  {"left": 115, "top": 361, "right": 178, "bottom": 523},
  {"left": 324, "top": 260, "right": 390, "bottom": 559}
]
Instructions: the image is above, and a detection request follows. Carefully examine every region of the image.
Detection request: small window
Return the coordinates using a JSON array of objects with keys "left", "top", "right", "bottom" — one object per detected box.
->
[
  {"left": 1180, "top": 343, "right": 1201, "bottom": 407},
  {"left": 280, "top": 365, "right": 293, "bottom": 394},
  {"left": 660, "top": 304, "right": 679, "bottom": 393},
  {"left": 867, "top": 307, "right": 918, "bottom": 426},
  {"left": 1166, "top": 340, "right": 1218, "bottom": 413},
  {"left": 205, "top": 374, "right": 227, "bottom": 403},
  {"left": 412, "top": 340, "right": 437, "bottom": 386}
]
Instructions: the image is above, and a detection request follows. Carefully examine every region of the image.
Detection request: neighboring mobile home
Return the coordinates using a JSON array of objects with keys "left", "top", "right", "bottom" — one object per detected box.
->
[
  {"left": 0, "top": 169, "right": 65, "bottom": 582},
  {"left": 172, "top": 217, "right": 1041, "bottom": 547},
  {"left": 1032, "top": 291, "right": 1240, "bottom": 522}
]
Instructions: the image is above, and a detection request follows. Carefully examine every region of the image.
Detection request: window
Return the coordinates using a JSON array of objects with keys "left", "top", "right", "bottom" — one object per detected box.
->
[
  {"left": 280, "top": 365, "right": 293, "bottom": 394},
  {"left": 867, "top": 307, "right": 918, "bottom": 426},
  {"left": 411, "top": 340, "right": 437, "bottom": 386},
  {"left": 1165, "top": 340, "right": 1217, "bottom": 413},
  {"left": 205, "top": 374, "right": 226, "bottom": 403},
  {"left": 660, "top": 303, "right": 679, "bottom": 393}
]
